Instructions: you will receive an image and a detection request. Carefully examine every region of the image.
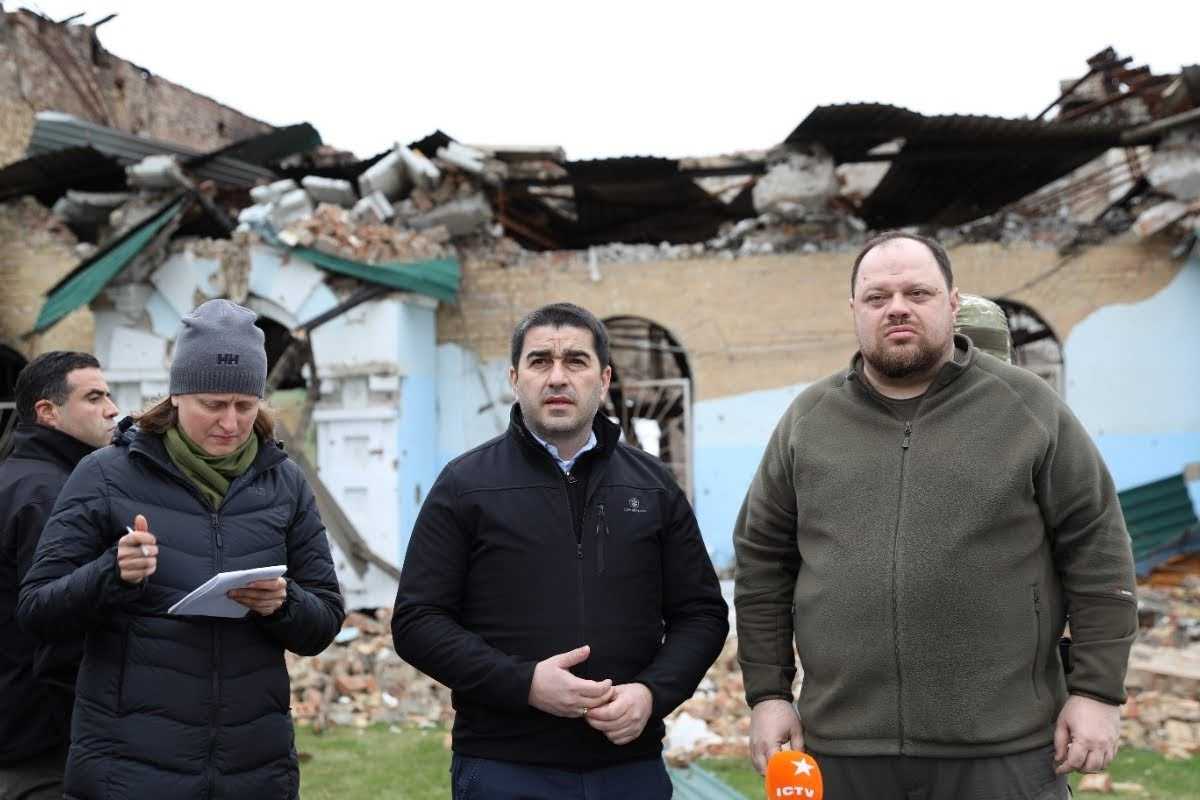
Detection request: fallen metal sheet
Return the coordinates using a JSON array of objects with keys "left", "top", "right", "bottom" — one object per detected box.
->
[
  {"left": 27, "top": 112, "right": 277, "bottom": 188},
  {"left": 31, "top": 196, "right": 187, "bottom": 334},
  {"left": 786, "top": 103, "right": 1124, "bottom": 228}
]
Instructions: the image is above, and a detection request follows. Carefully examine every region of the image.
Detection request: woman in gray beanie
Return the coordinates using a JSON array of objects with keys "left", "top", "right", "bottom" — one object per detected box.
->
[{"left": 19, "top": 299, "right": 344, "bottom": 800}]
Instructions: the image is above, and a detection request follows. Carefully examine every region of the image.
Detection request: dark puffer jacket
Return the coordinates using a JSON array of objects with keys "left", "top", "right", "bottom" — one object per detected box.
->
[{"left": 18, "top": 420, "right": 344, "bottom": 799}]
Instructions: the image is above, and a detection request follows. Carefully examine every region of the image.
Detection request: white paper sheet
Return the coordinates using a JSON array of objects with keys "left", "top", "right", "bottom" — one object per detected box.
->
[{"left": 167, "top": 565, "right": 287, "bottom": 618}]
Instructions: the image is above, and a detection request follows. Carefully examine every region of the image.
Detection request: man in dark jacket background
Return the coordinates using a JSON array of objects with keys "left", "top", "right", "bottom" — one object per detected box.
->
[
  {"left": 393, "top": 302, "right": 728, "bottom": 800},
  {"left": 0, "top": 351, "right": 118, "bottom": 800},
  {"left": 735, "top": 232, "right": 1137, "bottom": 799}
]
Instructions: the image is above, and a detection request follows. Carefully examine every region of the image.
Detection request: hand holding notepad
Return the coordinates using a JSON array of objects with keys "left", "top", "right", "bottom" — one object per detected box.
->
[{"left": 168, "top": 566, "right": 287, "bottom": 618}]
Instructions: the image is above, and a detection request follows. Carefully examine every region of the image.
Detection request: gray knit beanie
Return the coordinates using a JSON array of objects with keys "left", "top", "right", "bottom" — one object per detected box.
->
[{"left": 169, "top": 299, "right": 267, "bottom": 397}]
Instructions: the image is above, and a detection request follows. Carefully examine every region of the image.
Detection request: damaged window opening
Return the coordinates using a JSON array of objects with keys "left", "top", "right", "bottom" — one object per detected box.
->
[
  {"left": 992, "top": 298, "right": 1065, "bottom": 394},
  {"left": 257, "top": 317, "right": 306, "bottom": 391},
  {"left": 602, "top": 316, "right": 694, "bottom": 499}
]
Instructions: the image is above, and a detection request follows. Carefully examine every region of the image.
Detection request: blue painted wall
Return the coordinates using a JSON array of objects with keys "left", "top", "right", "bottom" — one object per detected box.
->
[{"left": 393, "top": 303, "right": 440, "bottom": 564}]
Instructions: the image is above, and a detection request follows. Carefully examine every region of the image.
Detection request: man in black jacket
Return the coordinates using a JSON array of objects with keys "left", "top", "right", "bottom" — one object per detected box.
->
[
  {"left": 0, "top": 351, "right": 117, "bottom": 800},
  {"left": 393, "top": 302, "right": 728, "bottom": 800}
]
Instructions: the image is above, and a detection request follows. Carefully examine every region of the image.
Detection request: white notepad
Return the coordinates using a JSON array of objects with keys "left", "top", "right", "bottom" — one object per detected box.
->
[{"left": 167, "top": 565, "right": 287, "bottom": 618}]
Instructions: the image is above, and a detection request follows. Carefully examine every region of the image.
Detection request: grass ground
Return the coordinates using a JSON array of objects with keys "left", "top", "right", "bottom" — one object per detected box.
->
[{"left": 296, "top": 725, "right": 1199, "bottom": 799}]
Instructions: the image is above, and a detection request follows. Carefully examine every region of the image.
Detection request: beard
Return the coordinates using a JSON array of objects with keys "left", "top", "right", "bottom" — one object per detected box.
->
[{"left": 860, "top": 329, "right": 950, "bottom": 379}]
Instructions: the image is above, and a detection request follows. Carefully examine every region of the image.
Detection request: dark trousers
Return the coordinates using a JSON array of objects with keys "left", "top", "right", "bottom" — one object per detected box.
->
[
  {"left": 450, "top": 753, "right": 673, "bottom": 800},
  {"left": 811, "top": 745, "right": 1069, "bottom": 800},
  {"left": 0, "top": 746, "right": 67, "bottom": 800}
]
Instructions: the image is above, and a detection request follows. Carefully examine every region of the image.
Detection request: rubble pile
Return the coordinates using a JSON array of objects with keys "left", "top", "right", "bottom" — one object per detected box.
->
[
  {"left": 278, "top": 203, "right": 452, "bottom": 264},
  {"left": 287, "top": 609, "right": 453, "bottom": 733},
  {"left": 286, "top": 576, "right": 1200, "bottom": 766},
  {"left": 1122, "top": 580, "right": 1200, "bottom": 759}
]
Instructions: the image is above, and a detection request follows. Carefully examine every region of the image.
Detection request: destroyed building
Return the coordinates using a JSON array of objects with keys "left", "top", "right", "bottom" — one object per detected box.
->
[{"left": 2, "top": 8, "right": 1199, "bottom": 764}]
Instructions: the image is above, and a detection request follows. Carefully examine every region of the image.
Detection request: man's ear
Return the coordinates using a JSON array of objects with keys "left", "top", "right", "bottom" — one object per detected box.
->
[
  {"left": 600, "top": 365, "right": 612, "bottom": 395},
  {"left": 32, "top": 398, "right": 59, "bottom": 428},
  {"left": 508, "top": 365, "right": 518, "bottom": 392}
]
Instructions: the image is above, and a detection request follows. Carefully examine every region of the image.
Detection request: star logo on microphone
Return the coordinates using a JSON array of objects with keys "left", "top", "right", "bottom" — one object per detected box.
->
[{"left": 793, "top": 759, "right": 814, "bottom": 776}]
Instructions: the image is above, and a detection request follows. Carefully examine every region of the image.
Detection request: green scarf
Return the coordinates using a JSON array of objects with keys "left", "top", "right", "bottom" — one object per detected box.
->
[{"left": 163, "top": 426, "right": 259, "bottom": 510}]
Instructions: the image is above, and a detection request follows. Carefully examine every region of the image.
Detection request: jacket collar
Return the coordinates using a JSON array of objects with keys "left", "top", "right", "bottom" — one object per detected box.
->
[
  {"left": 508, "top": 403, "right": 621, "bottom": 467},
  {"left": 846, "top": 333, "right": 976, "bottom": 398},
  {"left": 7, "top": 422, "right": 97, "bottom": 471}
]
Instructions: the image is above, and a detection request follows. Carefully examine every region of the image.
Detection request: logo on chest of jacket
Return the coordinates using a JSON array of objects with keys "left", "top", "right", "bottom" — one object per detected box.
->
[{"left": 624, "top": 496, "right": 647, "bottom": 513}]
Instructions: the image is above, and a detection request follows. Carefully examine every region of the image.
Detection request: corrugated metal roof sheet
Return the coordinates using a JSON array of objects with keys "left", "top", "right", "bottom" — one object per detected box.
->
[
  {"left": 786, "top": 103, "right": 1125, "bottom": 228},
  {"left": 27, "top": 112, "right": 277, "bottom": 188},
  {"left": 1118, "top": 472, "right": 1200, "bottom": 575}
]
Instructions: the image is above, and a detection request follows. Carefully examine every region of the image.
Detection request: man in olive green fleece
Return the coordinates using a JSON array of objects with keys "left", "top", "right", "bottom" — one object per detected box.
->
[{"left": 733, "top": 231, "right": 1137, "bottom": 799}]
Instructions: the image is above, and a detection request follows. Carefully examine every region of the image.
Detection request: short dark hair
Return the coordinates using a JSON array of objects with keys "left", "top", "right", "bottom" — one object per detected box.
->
[
  {"left": 14, "top": 351, "right": 101, "bottom": 422},
  {"left": 850, "top": 231, "right": 954, "bottom": 295},
  {"left": 510, "top": 303, "right": 610, "bottom": 370}
]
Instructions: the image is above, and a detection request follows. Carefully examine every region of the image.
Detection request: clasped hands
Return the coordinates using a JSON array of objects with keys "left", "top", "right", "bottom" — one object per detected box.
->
[{"left": 527, "top": 644, "right": 653, "bottom": 746}]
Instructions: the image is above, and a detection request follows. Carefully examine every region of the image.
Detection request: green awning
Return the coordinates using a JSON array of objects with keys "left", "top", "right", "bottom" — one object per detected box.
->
[
  {"left": 1118, "top": 471, "right": 1200, "bottom": 574},
  {"left": 31, "top": 196, "right": 186, "bottom": 334},
  {"left": 293, "top": 247, "right": 460, "bottom": 304}
]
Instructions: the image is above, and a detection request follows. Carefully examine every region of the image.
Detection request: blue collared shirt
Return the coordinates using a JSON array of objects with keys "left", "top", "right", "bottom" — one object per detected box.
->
[{"left": 529, "top": 429, "right": 597, "bottom": 474}]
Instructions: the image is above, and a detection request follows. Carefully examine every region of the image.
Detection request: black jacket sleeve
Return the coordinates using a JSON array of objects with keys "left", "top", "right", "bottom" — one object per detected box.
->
[
  {"left": 12, "top": 500, "right": 85, "bottom": 682},
  {"left": 635, "top": 484, "right": 729, "bottom": 720},
  {"left": 391, "top": 464, "right": 536, "bottom": 712},
  {"left": 254, "top": 468, "right": 344, "bottom": 656},
  {"left": 18, "top": 458, "right": 145, "bottom": 640}
]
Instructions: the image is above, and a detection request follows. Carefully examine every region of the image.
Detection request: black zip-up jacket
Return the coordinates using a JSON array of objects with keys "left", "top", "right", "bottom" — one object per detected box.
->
[
  {"left": 392, "top": 406, "right": 728, "bottom": 768},
  {"left": 18, "top": 419, "right": 344, "bottom": 799},
  {"left": 0, "top": 424, "right": 95, "bottom": 764}
]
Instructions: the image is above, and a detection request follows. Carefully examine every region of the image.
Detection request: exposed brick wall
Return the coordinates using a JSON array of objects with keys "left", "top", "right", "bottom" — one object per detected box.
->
[
  {"left": 0, "top": 8, "right": 273, "bottom": 365},
  {"left": 440, "top": 239, "right": 1183, "bottom": 401},
  {"left": 0, "top": 9, "right": 272, "bottom": 167},
  {"left": 0, "top": 198, "right": 92, "bottom": 358}
]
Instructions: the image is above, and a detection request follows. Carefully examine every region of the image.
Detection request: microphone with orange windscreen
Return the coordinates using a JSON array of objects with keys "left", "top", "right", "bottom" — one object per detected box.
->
[{"left": 764, "top": 750, "right": 823, "bottom": 799}]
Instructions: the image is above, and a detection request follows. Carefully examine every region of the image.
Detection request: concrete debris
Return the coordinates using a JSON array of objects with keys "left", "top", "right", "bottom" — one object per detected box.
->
[
  {"left": 250, "top": 179, "right": 300, "bottom": 206},
  {"left": 407, "top": 194, "right": 493, "bottom": 238},
  {"left": 1147, "top": 132, "right": 1200, "bottom": 202},
  {"left": 358, "top": 147, "right": 411, "bottom": 201},
  {"left": 269, "top": 188, "right": 315, "bottom": 230},
  {"left": 126, "top": 154, "right": 184, "bottom": 190},
  {"left": 301, "top": 176, "right": 358, "bottom": 208},
  {"left": 286, "top": 609, "right": 454, "bottom": 733},
  {"left": 751, "top": 147, "right": 837, "bottom": 215},
  {"left": 51, "top": 191, "right": 132, "bottom": 224},
  {"left": 436, "top": 141, "right": 489, "bottom": 176},
  {"left": 1122, "top": 582, "right": 1200, "bottom": 759},
  {"left": 397, "top": 146, "right": 441, "bottom": 190},
  {"left": 350, "top": 191, "right": 394, "bottom": 225}
]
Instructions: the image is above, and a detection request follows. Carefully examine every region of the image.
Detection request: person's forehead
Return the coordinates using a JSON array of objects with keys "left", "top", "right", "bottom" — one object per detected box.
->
[
  {"left": 521, "top": 324, "right": 597, "bottom": 355},
  {"left": 65, "top": 366, "right": 107, "bottom": 393},
  {"left": 856, "top": 240, "right": 942, "bottom": 288}
]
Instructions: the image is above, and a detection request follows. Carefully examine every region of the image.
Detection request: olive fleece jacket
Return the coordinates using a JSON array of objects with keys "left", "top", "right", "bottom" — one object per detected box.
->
[{"left": 734, "top": 336, "right": 1137, "bottom": 757}]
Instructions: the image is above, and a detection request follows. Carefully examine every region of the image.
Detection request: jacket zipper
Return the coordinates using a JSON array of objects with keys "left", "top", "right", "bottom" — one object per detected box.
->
[
  {"left": 596, "top": 504, "right": 607, "bottom": 575},
  {"left": 207, "top": 511, "right": 223, "bottom": 799},
  {"left": 563, "top": 470, "right": 587, "bottom": 673},
  {"left": 891, "top": 420, "right": 913, "bottom": 753},
  {"left": 1032, "top": 585, "right": 1043, "bottom": 700}
]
